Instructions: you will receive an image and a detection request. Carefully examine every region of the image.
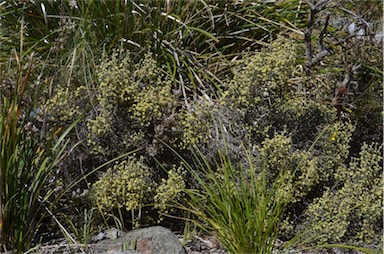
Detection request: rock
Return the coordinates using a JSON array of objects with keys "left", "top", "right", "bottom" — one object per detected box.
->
[
  {"left": 91, "top": 226, "right": 185, "bottom": 254},
  {"left": 92, "top": 227, "right": 120, "bottom": 242}
]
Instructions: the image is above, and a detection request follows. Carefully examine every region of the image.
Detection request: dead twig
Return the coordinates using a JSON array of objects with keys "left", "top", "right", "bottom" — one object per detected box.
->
[
  {"left": 331, "top": 63, "right": 361, "bottom": 115},
  {"left": 304, "top": 0, "right": 333, "bottom": 71}
]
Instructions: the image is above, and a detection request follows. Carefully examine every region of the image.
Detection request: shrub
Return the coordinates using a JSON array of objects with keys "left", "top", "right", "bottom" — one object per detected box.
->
[
  {"left": 178, "top": 96, "right": 217, "bottom": 149},
  {"left": 258, "top": 133, "right": 321, "bottom": 204},
  {"left": 304, "top": 142, "right": 383, "bottom": 245},
  {"left": 316, "top": 121, "right": 356, "bottom": 183},
  {"left": 217, "top": 37, "right": 301, "bottom": 147},
  {"left": 278, "top": 98, "right": 337, "bottom": 147},
  {"left": 47, "top": 85, "right": 90, "bottom": 123},
  {"left": 90, "top": 50, "right": 178, "bottom": 155},
  {"left": 222, "top": 37, "right": 298, "bottom": 109},
  {"left": 154, "top": 166, "right": 186, "bottom": 215},
  {"left": 47, "top": 49, "right": 178, "bottom": 158},
  {"left": 178, "top": 38, "right": 301, "bottom": 163},
  {"left": 92, "top": 157, "right": 189, "bottom": 226},
  {"left": 92, "top": 157, "right": 155, "bottom": 214}
]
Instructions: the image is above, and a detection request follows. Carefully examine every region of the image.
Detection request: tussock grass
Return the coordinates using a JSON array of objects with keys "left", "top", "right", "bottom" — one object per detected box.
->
[
  {"left": 0, "top": 52, "right": 83, "bottom": 252},
  {"left": 181, "top": 148, "right": 290, "bottom": 253}
]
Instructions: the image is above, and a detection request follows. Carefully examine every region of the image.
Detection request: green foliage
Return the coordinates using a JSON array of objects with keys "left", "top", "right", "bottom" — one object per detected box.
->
[
  {"left": 92, "top": 50, "right": 176, "bottom": 153},
  {"left": 305, "top": 142, "right": 383, "bottom": 245},
  {"left": 259, "top": 134, "right": 321, "bottom": 204},
  {"left": 178, "top": 97, "right": 217, "bottom": 148},
  {"left": 278, "top": 98, "right": 337, "bottom": 145},
  {"left": 175, "top": 38, "right": 301, "bottom": 156},
  {"left": 43, "top": 35, "right": 384, "bottom": 250},
  {"left": 47, "top": 85, "right": 89, "bottom": 122},
  {"left": 317, "top": 121, "right": 356, "bottom": 183},
  {"left": 47, "top": 49, "right": 177, "bottom": 157},
  {"left": 168, "top": 126, "right": 382, "bottom": 253},
  {"left": 216, "top": 37, "right": 302, "bottom": 146},
  {"left": 63, "top": 208, "right": 96, "bottom": 244},
  {"left": 1, "top": 1, "right": 382, "bottom": 252},
  {"left": 92, "top": 158, "right": 188, "bottom": 226}
]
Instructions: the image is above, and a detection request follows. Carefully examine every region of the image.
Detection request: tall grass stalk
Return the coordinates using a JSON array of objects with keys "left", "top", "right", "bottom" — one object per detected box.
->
[
  {"left": 0, "top": 52, "right": 83, "bottom": 252},
  {"left": 1, "top": 0, "right": 306, "bottom": 96}
]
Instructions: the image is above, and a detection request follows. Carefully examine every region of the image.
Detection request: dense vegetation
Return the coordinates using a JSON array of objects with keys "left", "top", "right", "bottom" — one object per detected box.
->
[{"left": 0, "top": 0, "right": 382, "bottom": 253}]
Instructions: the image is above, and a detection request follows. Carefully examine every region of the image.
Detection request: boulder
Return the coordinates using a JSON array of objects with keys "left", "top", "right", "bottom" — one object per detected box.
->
[{"left": 91, "top": 226, "right": 185, "bottom": 254}]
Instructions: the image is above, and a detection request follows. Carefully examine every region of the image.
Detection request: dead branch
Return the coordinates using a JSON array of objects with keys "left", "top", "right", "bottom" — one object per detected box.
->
[
  {"left": 331, "top": 63, "right": 361, "bottom": 114},
  {"left": 304, "top": 0, "right": 333, "bottom": 71}
]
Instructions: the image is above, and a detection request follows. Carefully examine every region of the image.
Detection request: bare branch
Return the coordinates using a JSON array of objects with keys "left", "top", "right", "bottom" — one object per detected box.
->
[
  {"left": 331, "top": 63, "right": 361, "bottom": 115},
  {"left": 309, "top": 49, "right": 331, "bottom": 67},
  {"left": 318, "top": 14, "right": 330, "bottom": 52},
  {"left": 305, "top": 12, "right": 331, "bottom": 70},
  {"left": 304, "top": 7, "right": 315, "bottom": 66},
  {"left": 341, "top": 63, "right": 361, "bottom": 89},
  {"left": 313, "top": 0, "right": 332, "bottom": 12},
  {"left": 340, "top": 7, "right": 371, "bottom": 33},
  {"left": 304, "top": 0, "right": 367, "bottom": 72}
]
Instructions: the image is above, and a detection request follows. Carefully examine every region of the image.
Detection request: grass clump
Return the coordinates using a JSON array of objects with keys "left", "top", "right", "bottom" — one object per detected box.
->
[
  {"left": 168, "top": 127, "right": 382, "bottom": 253},
  {"left": 0, "top": 53, "right": 82, "bottom": 252},
  {"left": 0, "top": 0, "right": 306, "bottom": 93},
  {"left": 177, "top": 146, "right": 294, "bottom": 254}
]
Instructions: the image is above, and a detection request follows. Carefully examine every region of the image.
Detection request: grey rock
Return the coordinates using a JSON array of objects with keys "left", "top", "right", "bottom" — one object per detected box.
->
[
  {"left": 91, "top": 227, "right": 120, "bottom": 242},
  {"left": 91, "top": 226, "right": 185, "bottom": 254},
  {"left": 107, "top": 251, "right": 139, "bottom": 254}
]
